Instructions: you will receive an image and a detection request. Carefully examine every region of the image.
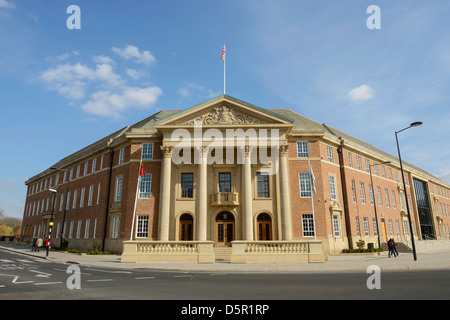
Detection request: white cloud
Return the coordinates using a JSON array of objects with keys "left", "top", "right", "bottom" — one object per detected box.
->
[
  {"left": 81, "top": 86, "right": 163, "bottom": 119},
  {"left": 93, "top": 55, "right": 114, "bottom": 65},
  {"left": 348, "top": 84, "right": 374, "bottom": 102},
  {"left": 39, "top": 61, "right": 123, "bottom": 99},
  {"left": 126, "top": 68, "right": 144, "bottom": 80},
  {"left": 112, "top": 44, "right": 156, "bottom": 65},
  {"left": 177, "top": 82, "right": 205, "bottom": 97},
  {"left": 38, "top": 45, "right": 162, "bottom": 119},
  {"left": 0, "top": 0, "right": 15, "bottom": 10}
]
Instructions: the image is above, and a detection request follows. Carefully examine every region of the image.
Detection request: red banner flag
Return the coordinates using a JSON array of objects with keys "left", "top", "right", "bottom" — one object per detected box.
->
[{"left": 139, "top": 163, "right": 145, "bottom": 176}]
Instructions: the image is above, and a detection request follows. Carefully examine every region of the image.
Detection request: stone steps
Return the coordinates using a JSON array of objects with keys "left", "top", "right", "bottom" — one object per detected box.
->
[{"left": 213, "top": 246, "right": 232, "bottom": 261}]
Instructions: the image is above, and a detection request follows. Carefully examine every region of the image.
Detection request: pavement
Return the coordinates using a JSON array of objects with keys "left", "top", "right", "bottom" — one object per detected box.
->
[{"left": 1, "top": 242, "right": 450, "bottom": 273}]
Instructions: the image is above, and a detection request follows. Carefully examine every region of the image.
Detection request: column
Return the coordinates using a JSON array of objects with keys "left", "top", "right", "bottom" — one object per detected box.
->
[
  {"left": 158, "top": 146, "right": 173, "bottom": 241},
  {"left": 279, "top": 144, "right": 293, "bottom": 240},
  {"left": 243, "top": 145, "right": 254, "bottom": 241},
  {"left": 197, "top": 146, "right": 208, "bottom": 241}
]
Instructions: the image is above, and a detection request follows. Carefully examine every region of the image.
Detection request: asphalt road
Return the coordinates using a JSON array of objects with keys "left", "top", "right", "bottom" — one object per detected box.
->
[{"left": 1, "top": 248, "right": 450, "bottom": 305}]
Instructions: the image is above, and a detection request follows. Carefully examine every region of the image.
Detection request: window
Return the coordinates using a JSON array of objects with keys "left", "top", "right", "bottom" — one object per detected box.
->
[
  {"left": 348, "top": 152, "right": 353, "bottom": 167},
  {"left": 365, "top": 159, "right": 370, "bottom": 173},
  {"left": 84, "top": 161, "right": 88, "bottom": 176},
  {"left": 142, "top": 143, "right": 153, "bottom": 160},
  {"left": 368, "top": 184, "right": 374, "bottom": 205},
  {"left": 76, "top": 220, "right": 82, "bottom": 238},
  {"left": 112, "top": 216, "right": 119, "bottom": 238},
  {"left": 297, "top": 141, "right": 309, "bottom": 158},
  {"left": 80, "top": 187, "right": 85, "bottom": 208},
  {"left": 97, "top": 183, "right": 101, "bottom": 205},
  {"left": 72, "top": 189, "right": 78, "bottom": 209},
  {"left": 364, "top": 217, "right": 370, "bottom": 237},
  {"left": 119, "top": 148, "right": 125, "bottom": 165},
  {"left": 403, "top": 220, "right": 409, "bottom": 236},
  {"left": 136, "top": 215, "right": 149, "bottom": 238},
  {"left": 88, "top": 184, "right": 94, "bottom": 206},
  {"left": 66, "top": 191, "right": 71, "bottom": 210},
  {"left": 327, "top": 146, "right": 333, "bottom": 162},
  {"left": 181, "top": 173, "right": 193, "bottom": 198},
  {"left": 329, "top": 175, "right": 336, "bottom": 200},
  {"left": 356, "top": 217, "right": 360, "bottom": 237},
  {"left": 69, "top": 221, "right": 74, "bottom": 238},
  {"left": 139, "top": 174, "right": 152, "bottom": 199},
  {"left": 373, "top": 218, "right": 378, "bottom": 236},
  {"left": 391, "top": 190, "right": 397, "bottom": 208},
  {"left": 115, "top": 177, "right": 123, "bottom": 202},
  {"left": 85, "top": 219, "right": 90, "bottom": 239},
  {"left": 356, "top": 155, "right": 362, "bottom": 171},
  {"left": 257, "top": 172, "right": 269, "bottom": 197},
  {"left": 299, "top": 172, "right": 312, "bottom": 198},
  {"left": 333, "top": 214, "right": 340, "bottom": 237},
  {"left": 92, "top": 158, "right": 97, "bottom": 173},
  {"left": 351, "top": 180, "right": 357, "bottom": 202},
  {"left": 359, "top": 182, "right": 366, "bottom": 204},
  {"left": 302, "top": 214, "right": 315, "bottom": 237},
  {"left": 377, "top": 187, "right": 382, "bottom": 207},
  {"left": 219, "top": 173, "right": 231, "bottom": 192},
  {"left": 384, "top": 189, "right": 390, "bottom": 208}
]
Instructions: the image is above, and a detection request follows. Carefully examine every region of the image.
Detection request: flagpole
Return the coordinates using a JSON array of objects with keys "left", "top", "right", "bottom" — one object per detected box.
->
[
  {"left": 130, "top": 160, "right": 142, "bottom": 241},
  {"left": 224, "top": 50, "right": 226, "bottom": 95},
  {"left": 221, "top": 42, "right": 226, "bottom": 95},
  {"left": 308, "top": 158, "right": 317, "bottom": 240}
]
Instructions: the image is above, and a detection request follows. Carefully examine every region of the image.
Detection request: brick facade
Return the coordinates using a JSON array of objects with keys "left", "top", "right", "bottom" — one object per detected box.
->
[{"left": 21, "top": 95, "right": 450, "bottom": 253}]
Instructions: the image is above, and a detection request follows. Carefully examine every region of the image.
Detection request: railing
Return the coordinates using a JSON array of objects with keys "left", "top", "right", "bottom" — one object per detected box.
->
[
  {"left": 211, "top": 192, "right": 239, "bottom": 206},
  {"left": 231, "top": 240, "right": 325, "bottom": 263},
  {"left": 122, "top": 241, "right": 215, "bottom": 263},
  {"left": 137, "top": 241, "right": 198, "bottom": 254},
  {"left": 244, "top": 241, "right": 309, "bottom": 254}
]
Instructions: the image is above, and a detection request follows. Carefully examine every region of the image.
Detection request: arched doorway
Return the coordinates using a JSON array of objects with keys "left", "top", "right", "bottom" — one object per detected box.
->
[
  {"left": 179, "top": 213, "right": 193, "bottom": 241},
  {"left": 257, "top": 213, "right": 272, "bottom": 241},
  {"left": 215, "top": 212, "right": 235, "bottom": 246}
]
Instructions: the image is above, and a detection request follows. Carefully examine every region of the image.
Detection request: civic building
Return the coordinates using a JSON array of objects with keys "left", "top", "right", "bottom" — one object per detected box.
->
[{"left": 21, "top": 95, "right": 450, "bottom": 263}]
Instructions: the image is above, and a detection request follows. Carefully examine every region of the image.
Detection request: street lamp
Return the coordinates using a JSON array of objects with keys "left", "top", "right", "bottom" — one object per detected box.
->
[
  {"left": 46, "top": 188, "right": 58, "bottom": 257},
  {"left": 369, "top": 161, "right": 391, "bottom": 250},
  {"left": 50, "top": 167, "right": 70, "bottom": 248},
  {"left": 395, "top": 121, "right": 422, "bottom": 261}
]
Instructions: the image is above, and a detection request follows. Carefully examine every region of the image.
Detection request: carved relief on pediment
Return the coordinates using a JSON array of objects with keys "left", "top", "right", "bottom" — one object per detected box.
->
[{"left": 183, "top": 105, "right": 267, "bottom": 125}]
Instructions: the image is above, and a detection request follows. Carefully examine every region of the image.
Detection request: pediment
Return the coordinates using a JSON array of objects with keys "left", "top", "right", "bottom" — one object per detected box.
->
[{"left": 156, "top": 95, "right": 293, "bottom": 128}]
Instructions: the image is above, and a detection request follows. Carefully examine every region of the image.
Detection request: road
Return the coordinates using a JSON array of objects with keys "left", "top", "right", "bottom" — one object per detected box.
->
[{"left": 1, "top": 248, "right": 450, "bottom": 304}]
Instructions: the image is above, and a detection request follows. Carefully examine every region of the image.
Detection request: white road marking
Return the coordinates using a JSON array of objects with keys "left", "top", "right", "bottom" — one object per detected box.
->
[
  {"left": 87, "top": 279, "right": 113, "bottom": 282},
  {"left": 135, "top": 276, "right": 155, "bottom": 280},
  {"left": 34, "top": 282, "right": 63, "bottom": 286},
  {"left": 29, "top": 270, "right": 52, "bottom": 278},
  {"left": 12, "top": 276, "right": 33, "bottom": 284}
]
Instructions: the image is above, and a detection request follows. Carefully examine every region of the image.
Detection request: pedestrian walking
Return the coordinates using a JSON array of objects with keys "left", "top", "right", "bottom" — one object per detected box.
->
[
  {"left": 32, "top": 237, "right": 37, "bottom": 252},
  {"left": 388, "top": 238, "right": 398, "bottom": 258},
  {"left": 36, "top": 237, "right": 43, "bottom": 252}
]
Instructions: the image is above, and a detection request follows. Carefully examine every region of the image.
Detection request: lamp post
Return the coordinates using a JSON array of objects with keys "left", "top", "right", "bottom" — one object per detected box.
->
[
  {"left": 50, "top": 167, "right": 70, "bottom": 248},
  {"left": 46, "top": 188, "right": 57, "bottom": 257},
  {"left": 369, "top": 161, "right": 391, "bottom": 250},
  {"left": 395, "top": 121, "right": 422, "bottom": 261}
]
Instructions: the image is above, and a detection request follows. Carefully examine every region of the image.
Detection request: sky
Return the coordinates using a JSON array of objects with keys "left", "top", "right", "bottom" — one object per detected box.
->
[{"left": 1, "top": 0, "right": 450, "bottom": 219}]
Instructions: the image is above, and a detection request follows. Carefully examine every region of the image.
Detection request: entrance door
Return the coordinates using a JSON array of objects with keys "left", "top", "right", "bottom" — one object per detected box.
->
[
  {"left": 215, "top": 212, "right": 234, "bottom": 246},
  {"left": 179, "top": 214, "right": 193, "bottom": 241},
  {"left": 257, "top": 213, "right": 272, "bottom": 240}
]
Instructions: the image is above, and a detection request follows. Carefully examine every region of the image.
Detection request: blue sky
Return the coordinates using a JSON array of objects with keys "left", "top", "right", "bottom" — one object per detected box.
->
[{"left": 1, "top": 0, "right": 450, "bottom": 219}]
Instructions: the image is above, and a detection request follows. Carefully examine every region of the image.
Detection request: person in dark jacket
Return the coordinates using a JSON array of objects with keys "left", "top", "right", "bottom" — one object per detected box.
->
[{"left": 388, "top": 238, "right": 399, "bottom": 258}]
